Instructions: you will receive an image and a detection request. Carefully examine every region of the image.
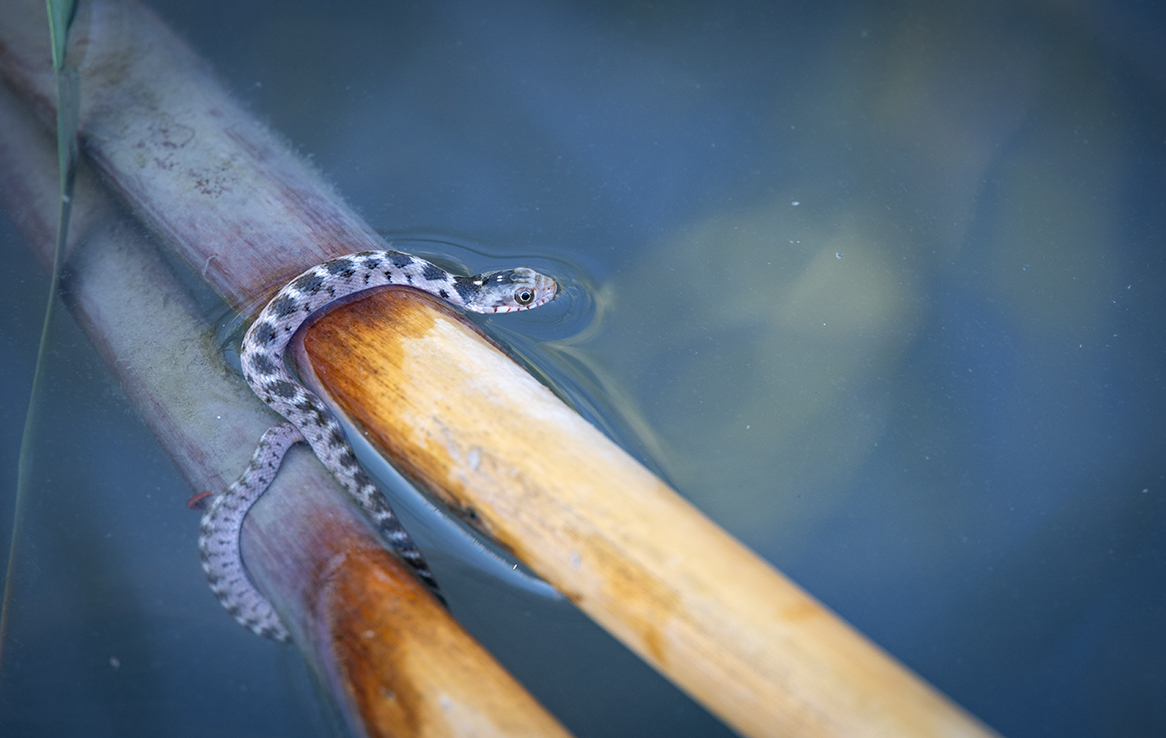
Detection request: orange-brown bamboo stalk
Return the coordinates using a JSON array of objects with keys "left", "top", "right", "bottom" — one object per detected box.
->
[
  {"left": 2, "top": 0, "right": 1000, "bottom": 734},
  {"left": 297, "top": 289, "right": 1001, "bottom": 738},
  {"left": 319, "top": 543, "right": 572, "bottom": 738},
  {"left": 0, "top": 2, "right": 575, "bottom": 734},
  {"left": 245, "top": 448, "right": 573, "bottom": 738}
]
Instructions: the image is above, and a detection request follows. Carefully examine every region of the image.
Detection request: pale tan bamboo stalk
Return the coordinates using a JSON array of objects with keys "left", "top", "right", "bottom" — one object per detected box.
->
[
  {"left": 297, "top": 288, "right": 1002, "bottom": 738},
  {"left": 0, "top": 14, "right": 573, "bottom": 738}
]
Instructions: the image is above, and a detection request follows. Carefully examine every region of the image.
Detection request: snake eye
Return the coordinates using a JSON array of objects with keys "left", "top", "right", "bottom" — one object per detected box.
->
[{"left": 515, "top": 288, "right": 534, "bottom": 305}]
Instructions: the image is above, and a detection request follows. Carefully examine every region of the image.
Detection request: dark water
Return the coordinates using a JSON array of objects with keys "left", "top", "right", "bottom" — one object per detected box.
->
[{"left": 2, "top": 1, "right": 1165, "bottom": 736}]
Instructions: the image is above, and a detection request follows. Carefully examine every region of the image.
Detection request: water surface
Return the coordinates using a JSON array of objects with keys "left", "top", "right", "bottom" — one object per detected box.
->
[{"left": 2, "top": 1, "right": 1164, "bottom": 736}]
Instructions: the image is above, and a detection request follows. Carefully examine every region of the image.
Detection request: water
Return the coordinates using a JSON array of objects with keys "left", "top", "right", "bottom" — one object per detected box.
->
[{"left": 2, "top": 1, "right": 1165, "bottom": 736}]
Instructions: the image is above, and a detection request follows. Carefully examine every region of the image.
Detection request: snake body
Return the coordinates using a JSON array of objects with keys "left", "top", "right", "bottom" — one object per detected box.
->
[{"left": 199, "top": 250, "right": 557, "bottom": 641}]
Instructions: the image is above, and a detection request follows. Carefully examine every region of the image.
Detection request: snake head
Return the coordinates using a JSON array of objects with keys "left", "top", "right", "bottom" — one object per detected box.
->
[{"left": 458, "top": 267, "right": 558, "bottom": 313}]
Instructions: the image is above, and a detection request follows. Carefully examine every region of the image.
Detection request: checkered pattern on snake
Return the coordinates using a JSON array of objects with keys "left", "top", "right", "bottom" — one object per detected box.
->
[{"left": 199, "top": 250, "right": 558, "bottom": 641}]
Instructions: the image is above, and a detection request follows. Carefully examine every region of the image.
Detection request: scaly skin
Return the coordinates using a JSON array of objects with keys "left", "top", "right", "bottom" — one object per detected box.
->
[{"left": 199, "top": 250, "right": 557, "bottom": 640}]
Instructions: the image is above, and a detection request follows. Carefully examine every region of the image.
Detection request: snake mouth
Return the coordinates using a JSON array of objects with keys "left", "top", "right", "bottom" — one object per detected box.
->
[{"left": 533, "top": 274, "right": 559, "bottom": 305}]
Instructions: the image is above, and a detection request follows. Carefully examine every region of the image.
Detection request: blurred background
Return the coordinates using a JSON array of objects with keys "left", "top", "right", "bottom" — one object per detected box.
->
[{"left": 1, "top": 1, "right": 1164, "bottom": 736}]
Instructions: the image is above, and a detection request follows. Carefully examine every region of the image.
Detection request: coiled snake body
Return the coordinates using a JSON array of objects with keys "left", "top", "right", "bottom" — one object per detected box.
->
[{"left": 199, "top": 250, "right": 557, "bottom": 641}]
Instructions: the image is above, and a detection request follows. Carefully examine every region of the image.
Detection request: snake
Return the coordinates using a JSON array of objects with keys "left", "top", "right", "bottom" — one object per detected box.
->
[{"left": 198, "top": 249, "right": 558, "bottom": 641}]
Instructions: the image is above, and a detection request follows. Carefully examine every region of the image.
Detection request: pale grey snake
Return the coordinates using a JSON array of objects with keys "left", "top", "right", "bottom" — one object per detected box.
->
[{"left": 199, "top": 250, "right": 557, "bottom": 641}]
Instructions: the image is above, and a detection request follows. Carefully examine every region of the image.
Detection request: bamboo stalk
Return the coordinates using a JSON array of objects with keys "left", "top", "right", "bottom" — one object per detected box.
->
[
  {"left": 0, "top": 4, "right": 573, "bottom": 734},
  {"left": 1, "top": 0, "right": 1000, "bottom": 734},
  {"left": 244, "top": 449, "right": 573, "bottom": 738},
  {"left": 297, "top": 289, "right": 1001, "bottom": 738},
  {"left": 0, "top": 0, "right": 383, "bottom": 308}
]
